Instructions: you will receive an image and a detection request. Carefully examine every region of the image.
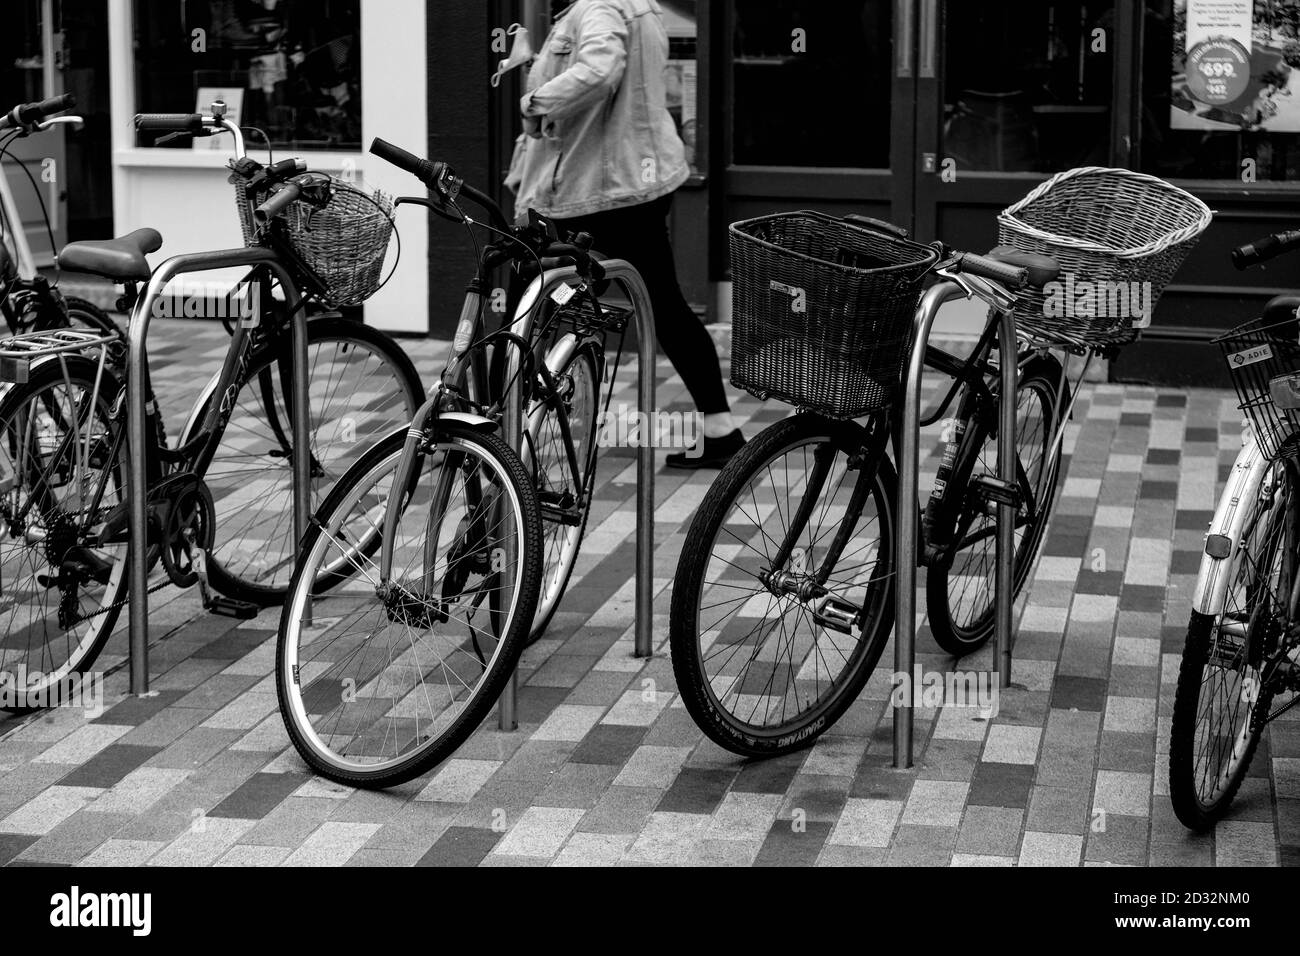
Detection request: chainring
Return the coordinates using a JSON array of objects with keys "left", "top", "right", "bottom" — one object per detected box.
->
[{"left": 151, "top": 472, "right": 216, "bottom": 589}]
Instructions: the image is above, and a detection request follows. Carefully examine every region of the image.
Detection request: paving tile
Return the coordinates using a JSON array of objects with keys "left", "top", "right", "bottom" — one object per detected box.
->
[
  {"left": 1019, "top": 830, "right": 1084, "bottom": 866},
  {"left": 493, "top": 807, "right": 586, "bottom": 858}
]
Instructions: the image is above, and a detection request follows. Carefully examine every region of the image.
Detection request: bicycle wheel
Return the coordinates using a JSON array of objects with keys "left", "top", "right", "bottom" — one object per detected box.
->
[
  {"left": 276, "top": 423, "right": 542, "bottom": 788},
  {"left": 522, "top": 336, "right": 601, "bottom": 643},
  {"left": 925, "top": 354, "right": 1067, "bottom": 655},
  {"left": 62, "top": 297, "right": 120, "bottom": 338},
  {"left": 0, "top": 355, "right": 128, "bottom": 709},
  {"left": 670, "top": 413, "right": 896, "bottom": 758},
  {"left": 1170, "top": 463, "right": 1288, "bottom": 830},
  {"left": 184, "top": 316, "right": 423, "bottom": 606}
]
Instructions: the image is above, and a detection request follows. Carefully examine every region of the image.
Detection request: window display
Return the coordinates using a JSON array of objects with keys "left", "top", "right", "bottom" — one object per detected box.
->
[{"left": 134, "top": 0, "right": 360, "bottom": 151}]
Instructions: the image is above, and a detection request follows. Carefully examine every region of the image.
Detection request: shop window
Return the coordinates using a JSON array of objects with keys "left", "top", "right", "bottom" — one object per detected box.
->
[
  {"left": 663, "top": 1, "right": 700, "bottom": 172},
  {"left": 942, "top": 1, "right": 1115, "bottom": 173},
  {"left": 1143, "top": 0, "right": 1300, "bottom": 182},
  {"left": 732, "top": 0, "right": 893, "bottom": 168},
  {"left": 134, "top": 0, "right": 361, "bottom": 152}
]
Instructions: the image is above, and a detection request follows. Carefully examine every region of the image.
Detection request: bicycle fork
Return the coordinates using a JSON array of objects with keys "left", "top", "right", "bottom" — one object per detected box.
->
[{"left": 758, "top": 419, "right": 890, "bottom": 635}]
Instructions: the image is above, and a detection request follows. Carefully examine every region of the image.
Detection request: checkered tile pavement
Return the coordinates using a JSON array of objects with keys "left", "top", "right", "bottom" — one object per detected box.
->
[{"left": 0, "top": 317, "right": 1290, "bottom": 867}]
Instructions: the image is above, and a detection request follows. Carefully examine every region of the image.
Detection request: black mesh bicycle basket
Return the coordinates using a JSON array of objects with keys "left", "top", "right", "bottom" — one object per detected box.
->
[
  {"left": 729, "top": 211, "right": 939, "bottom": 419},
  {"left": 1217, "top": 313, "right": 1300, "bottom": 460}
]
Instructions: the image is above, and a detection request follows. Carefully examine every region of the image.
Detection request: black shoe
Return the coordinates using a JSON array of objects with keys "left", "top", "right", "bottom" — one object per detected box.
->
[{"left": 666, "top": 429, "right": 746, "bottom": 470}]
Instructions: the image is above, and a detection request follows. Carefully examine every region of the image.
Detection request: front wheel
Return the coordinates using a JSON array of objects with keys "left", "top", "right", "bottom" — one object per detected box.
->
[
  {"left": 670, "top": 413, "right": 896, "bottom": 758},
  {"left": 276, "top": 423, "right": 542, "bottom": 788},
  {"left": 1170, "top": 467, "right": 1288, "bottom": 830}
]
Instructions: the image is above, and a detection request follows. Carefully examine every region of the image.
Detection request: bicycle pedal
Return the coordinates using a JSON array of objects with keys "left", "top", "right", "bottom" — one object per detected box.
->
[
  {"left": 813, "top": 596, "right": 861, "bottom": 634},
  {"left": 971, "top": 474, "right": 1022, "bottom": 510},
  {"left": 205, "top": 595, "right": 259, "bottom": 620}
]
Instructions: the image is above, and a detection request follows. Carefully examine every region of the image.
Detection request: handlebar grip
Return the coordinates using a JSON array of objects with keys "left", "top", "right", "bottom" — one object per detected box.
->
[
  {"left": 1232, "top": 231, "right": 1300, "bottom": 270},
  {"left": 253, "top": 182, "right": 303, "bottom": 223},
  {"left": 134, "top": 113, "right": 206, "bottom": 132},
  {"left": 959, "top": 253, "right": 1030, "bottom": 290},
  {"left": 370, "top": 137, "right": 434, "bottom": 184},
  {"left": 0, "top": 93, "right": 78, "bottom": 131},
  {"left": 31, "top": 94, "right": 75, "bottom": 118}
]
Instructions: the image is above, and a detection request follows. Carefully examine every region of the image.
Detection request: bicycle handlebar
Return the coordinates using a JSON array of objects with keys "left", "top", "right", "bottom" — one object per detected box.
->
[
  {"left": 0, "top": 93, "right": 76, "bottom": 132},
  {"left": 370, "top": 137, "right": 510, "bottom": 229},
  {"left": 955, "top": 252, "right": 1030, "bottom": 290},
  {"left": 1232, "top": 230, "right": 1300, "bottom": 270},
  {"left": 134, "top": 113, "right": 207, "bottom": 133},
  {"left": 254, "top": 182, "right": 303, "bottom": 223}
]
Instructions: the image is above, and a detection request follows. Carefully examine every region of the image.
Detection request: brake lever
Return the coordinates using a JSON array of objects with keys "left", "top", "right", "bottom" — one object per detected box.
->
[{"left": 936, "top": 265, "right": 1018, "bottom": 313}]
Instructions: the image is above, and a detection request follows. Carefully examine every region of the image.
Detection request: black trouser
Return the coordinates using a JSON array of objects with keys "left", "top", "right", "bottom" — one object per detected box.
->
[{"left": 552, "top": 192, "right": 730, "bottom": 415}]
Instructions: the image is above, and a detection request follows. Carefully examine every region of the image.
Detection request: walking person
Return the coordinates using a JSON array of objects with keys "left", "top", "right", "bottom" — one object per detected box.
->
[{"left": 506, "top": 0, "right": 743, "bottom": 468}]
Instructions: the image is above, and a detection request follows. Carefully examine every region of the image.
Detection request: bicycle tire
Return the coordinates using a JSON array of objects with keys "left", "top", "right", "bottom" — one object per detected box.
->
[
  {"left": 61, "top": 297, "right": 120, "bottom": 338},
  {"left": 925, "top": 354, "right": 1067, "bottom": 655},
  {"left": 1170, "top": 474, "right": 1287, "bottom": 830},
  {"left": 0, "top": 355, "right": 129, "bottom": 709},
  {"left": 524, "top": 337, "right": 601, "bottom": 644},
  {"left": 185, "top": 317, "right": 423, "bottom": 606},
  {"left": 670, "top": 413, "right": 896, "bottom": 758},
  {"left": 276, "top": 423, "right": 543, "bottom": 788}
]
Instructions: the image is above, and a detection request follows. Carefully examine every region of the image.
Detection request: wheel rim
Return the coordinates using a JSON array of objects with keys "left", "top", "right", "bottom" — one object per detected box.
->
[
  {"left": 204, "top": 336, "right": 417, "bottom": 593},
  {"left": 526, "top": 348, "right": 597, "bottom": 633},
  {"left": 943, "top": 377, "right": 1054, "bottom": 641},
  {"left": 1191, "top": 483, "right": 1285, "bottom": 808},
  {"left": 692, "top": 434, "right": 890, "bottom": 738},
  {"left": 282, "top": 436, "right": 529, "bottom": 774},
  {"left": 0, "top": 376, "right": 125, "bottom": 704}
]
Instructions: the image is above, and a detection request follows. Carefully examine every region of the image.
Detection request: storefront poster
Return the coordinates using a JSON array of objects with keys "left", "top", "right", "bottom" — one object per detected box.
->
[{"left": 1172, "top": 0, "right": 1300, "bottom": 131}]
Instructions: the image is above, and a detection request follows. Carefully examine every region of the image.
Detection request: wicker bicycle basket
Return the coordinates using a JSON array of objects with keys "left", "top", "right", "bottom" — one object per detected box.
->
[
  {"left": 1217, "top": 313, "right": 1300, "bottom": 461},
  {"left": 997, "top": 167, "right": 1213, "bottom": 352},
  {"left": 729, "top": 211, "right": 939, "bottom": 419},
  {"left": 233, "top": 176, "right": 394, "bottom": 309}
]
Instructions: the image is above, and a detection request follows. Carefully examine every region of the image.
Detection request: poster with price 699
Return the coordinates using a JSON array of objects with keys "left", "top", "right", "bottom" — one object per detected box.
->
[{"left": 1172, "top": 0, "right": 1300, "bottom": 131}]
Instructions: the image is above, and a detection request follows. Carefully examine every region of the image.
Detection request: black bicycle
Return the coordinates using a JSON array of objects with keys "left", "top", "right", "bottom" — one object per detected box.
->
[
  {"left": 0, "top": 104, "right": 423, "bottom": 709},
  {"left": 669, "top": 214, "right": 1069, "bottom": 757}
]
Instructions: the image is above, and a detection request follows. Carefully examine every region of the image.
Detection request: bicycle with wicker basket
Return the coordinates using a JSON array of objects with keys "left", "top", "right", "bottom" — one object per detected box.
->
[
  {"left": 1170, "top": 228, "right": 1300, "bottom": 830},
  {"left": 669, "top": 168, "right": 1211, "bottom": 758},
  {"left": 0, "top": 102, "right": 423, "bottom": 709}
]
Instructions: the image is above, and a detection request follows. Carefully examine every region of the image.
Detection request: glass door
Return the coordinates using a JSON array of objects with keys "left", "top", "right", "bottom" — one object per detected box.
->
[
  {"left": 717, "top": 0, "right": 918, "bottom": 244},
  {"left": 911, "top": 0, "right": 1119, "bottom": 252}
]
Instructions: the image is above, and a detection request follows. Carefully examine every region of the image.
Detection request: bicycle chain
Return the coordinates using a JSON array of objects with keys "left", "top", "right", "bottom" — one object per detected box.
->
[{"left": 67, "top": 575, "right": 173, "bottom": 627}]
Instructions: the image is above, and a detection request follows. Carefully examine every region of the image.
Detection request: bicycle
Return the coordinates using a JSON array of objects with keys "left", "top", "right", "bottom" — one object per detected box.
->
[
  {"left": 671, "top": 170, "right": 1211, "bottom": 759},
  {"left": 669, "top": 216, "right": 1071, "bottom": 757},
  {"left": 1170, "top": 228, "right": 1300, "bottom": 830},
  {"left": 275, "top": 139, "right": 641, "bottom": 787},
  {"left": 0, "top": 95, "right": 119, "bottom": 343},
  {"left": 0, "top": 102, "right": 423, "bottom": 709}
]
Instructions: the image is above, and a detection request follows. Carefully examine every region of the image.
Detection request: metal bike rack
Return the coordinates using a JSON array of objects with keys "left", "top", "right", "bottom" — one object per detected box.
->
[
  {"left": 128, "top": 248, "right": 310, "bottom": 695},
  {"left": 894, "top": 286, "right": 1018, "bottom": 768},
  {"left": 497, "top": 260, "right": 657, "bottom": 729}
]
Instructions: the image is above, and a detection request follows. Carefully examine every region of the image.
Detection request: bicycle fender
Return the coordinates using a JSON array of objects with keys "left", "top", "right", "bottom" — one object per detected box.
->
[
  {"left": 1191, "top": 438, "right": 1270, "bottom": 617},
  {"left": 436, "top": 411, "right": 498, "bottom": 433}
]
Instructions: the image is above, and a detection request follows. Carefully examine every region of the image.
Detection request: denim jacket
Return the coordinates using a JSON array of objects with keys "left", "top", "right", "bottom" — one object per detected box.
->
[{"left": 504, "top": 0, "right": 690, "bottom": 221}]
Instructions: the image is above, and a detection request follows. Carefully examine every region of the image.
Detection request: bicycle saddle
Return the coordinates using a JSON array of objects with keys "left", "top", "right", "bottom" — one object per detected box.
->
[
  {"left": 984, "top": 246, "right": 1060, "bottom": 289},
  {"left": 58, "top": 228, "right": 162, "bottom": 282},
  {"left": 1262, "top": 294, "right": 1300, "bottom": 325}
]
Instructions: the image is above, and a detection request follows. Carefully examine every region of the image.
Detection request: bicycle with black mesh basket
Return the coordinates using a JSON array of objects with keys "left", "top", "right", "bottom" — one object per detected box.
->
[
  {"left": 0, "top": 102, "right": 423, "bottom": 709},
  {"left": 668, "top": 213, "right": 1078, "bottom": 757}
]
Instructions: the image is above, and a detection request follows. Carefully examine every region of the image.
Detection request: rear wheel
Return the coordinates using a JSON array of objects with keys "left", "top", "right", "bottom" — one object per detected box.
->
[
  {"left": 670, "top": 413, "right": 896, "bottom": 758},
  {"left": 925, "top": 355, "right": 1066, "bottom": 655},
  {"left": 523, "top": 336, "right": 601, "bottom": 643},
  {"left": 187, "top": 317, "right": 423, "bottom": 606},
  {"left": 276, "top": 423, "right": 542, "bottom": 788},
  {"left": 0, "top": 356, "right": 128, "bottom": 709},
  {"left": 1170, "top": 466, "right": 1288, "bottom": 830}
]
